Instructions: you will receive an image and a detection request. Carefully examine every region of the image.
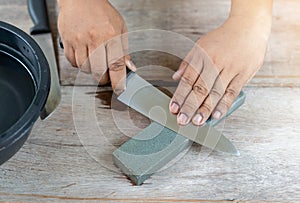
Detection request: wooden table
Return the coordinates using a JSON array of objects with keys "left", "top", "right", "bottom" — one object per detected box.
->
[{"left": 0, "top": 0, "right": 299, "bottom": 202}]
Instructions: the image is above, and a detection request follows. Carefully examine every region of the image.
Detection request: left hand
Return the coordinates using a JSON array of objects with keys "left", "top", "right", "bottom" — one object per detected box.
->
[
  {"left": 169, "top": 15, "right": 272, "bottom": 126},
  {"left": 57, "top": 0, "right": 136, "bottom": 94}
]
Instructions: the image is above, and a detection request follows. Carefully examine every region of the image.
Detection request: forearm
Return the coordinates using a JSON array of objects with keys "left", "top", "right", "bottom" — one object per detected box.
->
[{"left": 228, "top": 0, "right": 273, "bottom": 39}]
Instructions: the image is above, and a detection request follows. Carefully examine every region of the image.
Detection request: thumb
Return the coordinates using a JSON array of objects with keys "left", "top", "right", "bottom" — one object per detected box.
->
[{"left": 122, "top": 25, "right": 137, "bottom": 72}]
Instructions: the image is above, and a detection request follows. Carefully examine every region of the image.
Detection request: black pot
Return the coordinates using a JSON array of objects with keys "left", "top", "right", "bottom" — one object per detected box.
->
[{"left": 0, "top": 21, "right": 50, "bottom": 165}]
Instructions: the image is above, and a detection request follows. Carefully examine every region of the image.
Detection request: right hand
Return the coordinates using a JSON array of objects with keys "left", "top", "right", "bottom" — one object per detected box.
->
[
  {"left": 170, "top": 15, "right": 271, "bottom": 126},
  {"left": 57, "top": 0, "right": 136, "bottom": 93}
]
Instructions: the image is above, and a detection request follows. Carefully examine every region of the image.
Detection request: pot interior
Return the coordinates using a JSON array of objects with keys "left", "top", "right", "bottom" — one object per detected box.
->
[{"left": 0, "top": 51, "right": 35, "bottom": 135}]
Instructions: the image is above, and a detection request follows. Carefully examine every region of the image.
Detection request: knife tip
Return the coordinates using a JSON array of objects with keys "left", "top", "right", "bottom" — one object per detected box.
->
[
  {"left": 233, "top": 150, "right": 240, "bottom": 156},
  {"left": 219, "top": 144, "right": 240, "bottom": 156},
  {"left": 229, "top": 145, "right": 240, "bottom": 156}
]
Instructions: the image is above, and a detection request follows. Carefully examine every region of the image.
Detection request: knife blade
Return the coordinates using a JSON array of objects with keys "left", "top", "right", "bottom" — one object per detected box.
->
[
  {"left": 118, "top": 73, "right": 242, "bottom": 154},
  {"left": 27, "top": 0, "right": 61, "bottom": 119}
]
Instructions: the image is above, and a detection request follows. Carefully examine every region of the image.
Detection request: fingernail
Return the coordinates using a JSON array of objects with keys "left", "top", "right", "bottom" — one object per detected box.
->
[
  {"left": 170, "top": 102, "right": 180, "bottom": 113},
  {"left": 178, "top": 113, "right": 188, "bottom": 125},
  {"left": 192, "top": 114, "right": 203, "bottom": 125},
  {"left": 129, "top": 60, "right": 137, "bottom": 71},
  {"left": 126, "top": 60, "right": 137, "bottom": 71},
  {"left": 213, "top": 111, "right": 222, "bottom": 119},
  {"left": 172, "top": 72, "right": 180, "bottom": 80}
]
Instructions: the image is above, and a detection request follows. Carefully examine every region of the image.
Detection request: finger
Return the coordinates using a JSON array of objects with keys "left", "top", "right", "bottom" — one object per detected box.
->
[
  {"left": 121, "top": 25, "right": 137, "bottom": 72},
  {"left": 88, "top": 44, "right": 109, "bottom": 85},
  {"left": 125, "top": 60, "right": 137, "bottom": 72},
  {"left": 213, "top": 74, "right": 246, "bottom": 119},
  {"left": 75, "top": 46, "right": 91, "bottom": 73},
  {"left": 100, "top": 71, "right": 110, "bottom": 86},
  {"left": 106, "top": 36, "right": 127, "bottom": 94},
  {"left": 122, "top": 24, "right": 129, "bottom": 57},
  {"left": 177, "top": 54, "right": 220, "bottom": 125},
  {"left": 169, "top": 52, "right": 203, "bottom": 115},
  {"left": 173, "top": 50, "right": 194, "bottom": 81},
  {"left": 64, "top": 43, "right": 77, "bottom": 67},
  {"left": 192, "top": 70, "right": 233, "bottom": 125}
]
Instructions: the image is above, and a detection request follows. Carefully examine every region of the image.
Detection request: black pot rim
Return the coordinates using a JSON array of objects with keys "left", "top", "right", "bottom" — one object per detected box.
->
[{"left": 0, "top": 21, "right": 50, "bottom": 148}]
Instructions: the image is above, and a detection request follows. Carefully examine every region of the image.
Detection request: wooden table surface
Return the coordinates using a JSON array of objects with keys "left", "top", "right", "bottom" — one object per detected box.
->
[{"left": 0, "top": 0, "right": 299, "bottom": 202}]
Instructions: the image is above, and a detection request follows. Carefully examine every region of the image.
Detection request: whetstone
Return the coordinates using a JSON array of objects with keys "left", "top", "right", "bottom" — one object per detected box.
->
[{"left": 113, "top": 92, "right": 246, "bottom": 185}]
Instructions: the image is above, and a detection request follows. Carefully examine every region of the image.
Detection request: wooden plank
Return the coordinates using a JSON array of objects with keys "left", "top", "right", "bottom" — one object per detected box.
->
[
  {"left": 0, "top": 86, "right": 299, "bottom": 201},
  {"left": 0, "top": 0, "right": 299, "bottom": 202},
  {"left": 58, "top": 0, "right": 300, "bottom": 86},
  {"left": 0, "top": 0, "right": 32, "bottom": 32},
  {"left": 0, "top": 0, "right": 299, "bottom": 86}
]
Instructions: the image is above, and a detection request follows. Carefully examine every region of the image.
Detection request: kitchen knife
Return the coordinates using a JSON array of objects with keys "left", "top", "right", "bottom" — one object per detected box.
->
[
  {"left": 27, "top": 0, "right": 61, "bottom": 119},
  {"left": 118, "top": 73, "right": 243, "bottom": 154}
]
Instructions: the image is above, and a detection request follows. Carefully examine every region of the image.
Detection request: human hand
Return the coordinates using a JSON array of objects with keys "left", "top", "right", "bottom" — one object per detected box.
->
[
  {"left": 169, "top": 15, "right": 272, "bottom": 126},
  {"left": 57, "top": 0, "right": 136, "bottom": 93}
]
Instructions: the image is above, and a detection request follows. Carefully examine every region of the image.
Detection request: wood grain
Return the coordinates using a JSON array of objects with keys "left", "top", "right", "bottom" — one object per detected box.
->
[
  {"left": 0, "top": 0, "right": 299, "bottom": 202},
  {"left": 0, "top": 0, "right": 299, "bottom": 87},
  {"left": 59, "top": 0, "right": 300, "bottom": 86},
  {"left": 0, "top": 86, "right": 299, "bottom": 201}
]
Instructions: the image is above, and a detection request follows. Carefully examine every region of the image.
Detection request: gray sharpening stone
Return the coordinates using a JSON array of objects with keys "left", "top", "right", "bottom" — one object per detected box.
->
[{"left": 113, "top": 91, "right": 246, "bottom": 185}]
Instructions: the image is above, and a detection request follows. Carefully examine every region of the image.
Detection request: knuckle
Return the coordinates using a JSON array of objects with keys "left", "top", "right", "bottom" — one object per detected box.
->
[
  {"left": 199, "top": 103, "right": 212, "bottom": 117},
  {"left": 75, "top": 33, "right": 84, "bottom": 42},
  {"left": 219, "top": 99, "right": 231, "bottom": 111},
  {"left": 225, "top": 88, "right": 238, "bottom": 99},
  {"left": 124, "top": 54, "right": 131, "bottom": 61},
  {"left": 193, "top": 83, "right": 209, "bottom": 96},
  {"left": 202, "top": 102, "right": 212, "bottom": 113},
  {"left": 109, "top": 58, "right": 125, "bottom": 71},
  {"left": 180, "top": 61, "right": 188, "bottom": 68},
  {"left": 219, "top": 94, "right": 235, "bottom": 111},
  {"left": 106, "top": 24, "right": 118, "bottom": 36},
  {"left": 210, "top": 88, "right": 222, "bottom": 98},
  {"left": 212, "top": 55, "right": 225, "bottom": 68},
  {"left": 182, "top": 101, "right": 197, "bottom": 113},
  {"left": 88, "top": 29, "right": 99, "bottom": 41},
  {"left": 181, "top": 74, "right": 195, "bottom": 86}
]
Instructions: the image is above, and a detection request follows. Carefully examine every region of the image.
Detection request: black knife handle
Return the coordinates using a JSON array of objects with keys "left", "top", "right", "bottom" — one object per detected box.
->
[{"left": 27, "top": 0, "right": 50, "bottom": 35}]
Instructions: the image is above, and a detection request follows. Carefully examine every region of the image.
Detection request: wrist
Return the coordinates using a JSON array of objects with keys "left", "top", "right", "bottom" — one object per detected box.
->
[{"left": 224, "top": 15, "right": 272, "bottom": 42}]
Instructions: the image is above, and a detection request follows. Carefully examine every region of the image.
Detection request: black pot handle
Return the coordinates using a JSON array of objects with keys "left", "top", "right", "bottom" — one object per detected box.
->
[{"left": 27, "top": 0, "right": 50, "bottom": 35}]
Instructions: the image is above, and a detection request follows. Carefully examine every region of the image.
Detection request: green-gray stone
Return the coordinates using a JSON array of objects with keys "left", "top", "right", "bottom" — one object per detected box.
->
[
  {"left": 113, "top": 122, "right": 190, "bottom": 185},
  {"left": 113, "top": 91, "right": 246, "bottom": 185}
]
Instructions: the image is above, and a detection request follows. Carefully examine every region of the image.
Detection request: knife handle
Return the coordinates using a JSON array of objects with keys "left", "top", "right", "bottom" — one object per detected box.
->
[
  {"left": 207, "top": 91, "right": 246, "bottom": 126},
  {"left": 27, "top": 0, "right": 50, "bottom": 35}
]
